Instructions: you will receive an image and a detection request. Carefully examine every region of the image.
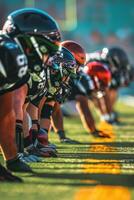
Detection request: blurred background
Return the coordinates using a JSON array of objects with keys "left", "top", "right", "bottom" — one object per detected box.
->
[
  {"left": 1, "top": 0, "right": 134, "bottom": 60},
  {"left": 0, "top": 0, "right": 134, "bottom": 99}
]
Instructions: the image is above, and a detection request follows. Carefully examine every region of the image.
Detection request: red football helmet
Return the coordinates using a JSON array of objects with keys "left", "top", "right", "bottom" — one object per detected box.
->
[
  {"left": 83, "top": 61, "right": 111, "bottom": 89},
  {"left": 60, "top": 40, "right": 86, "bottom": 66}
]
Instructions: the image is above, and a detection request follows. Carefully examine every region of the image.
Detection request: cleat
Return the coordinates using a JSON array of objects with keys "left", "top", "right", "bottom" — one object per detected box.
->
[
  {"left": 6, "top": 156, "right": 32, "bottom": 173},
  {"left": 21, "top": 152, "right": 42, "bottom": 163},
  {"left": 106, "top": 119, "right": 121, "bottom": 126},
  {"left": 60, "top": 138, "right": 81, "bottom": 144},
  {"left": 26, "top": 145, "right": 51, "bottom": 158},
  {"left": 0, "top": 164, "right": 22, "bottom": 182},
  {"left": 35, "top": 143, "right": 58, "bottom": 157},
  {"left": 91, "top": 129, "right": 111, "bottom": 138},
  {"left": 36, "top": 142, "right": 58, "bottom": 153},
  {"left": 49, "top": 151, "right": 58, "bottom": 157},
  {"left": 47, "top": 142, "right": 57, "bottom": 149}
]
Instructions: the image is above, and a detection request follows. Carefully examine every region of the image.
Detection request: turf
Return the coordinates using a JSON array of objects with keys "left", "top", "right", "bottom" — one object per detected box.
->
[{"left": 0, "top": 101, "right": 134, "bottom": 200}]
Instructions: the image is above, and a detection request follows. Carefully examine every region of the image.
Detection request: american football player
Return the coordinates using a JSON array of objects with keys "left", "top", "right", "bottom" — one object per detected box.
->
[
  {"left": 3, "top": 8, "right": 63, "bottom": 158},
  {"left": 0, "top": 33, "right": 32, "bottom": 182}
]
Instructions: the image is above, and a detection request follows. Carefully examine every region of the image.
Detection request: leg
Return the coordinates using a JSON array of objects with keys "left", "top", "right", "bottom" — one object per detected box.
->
[
  {"left": 0, "top": 92, "right": 17, "bottom": 160},
  {"left": 51, "top": 102, "right": 64, "bottom": 132},
  {"left": 51, "top": 102, "right": 66, "bottom": 140},
  {"left": 0, "top": 91, "right": 31, "bottom": 172},
  {"left": 76, "top": 95, "right": 111, "bottom": 138},
  {"left": 13, "top": 84, "right": 28, "bottom": 153},
  {"left": 75, "top": 95, "right": 96, "bottom": 132}
]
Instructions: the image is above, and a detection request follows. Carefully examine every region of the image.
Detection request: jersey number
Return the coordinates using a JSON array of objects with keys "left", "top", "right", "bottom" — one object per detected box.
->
[{"left": 16, "top": 54, "right": 28, "bottom": 78}]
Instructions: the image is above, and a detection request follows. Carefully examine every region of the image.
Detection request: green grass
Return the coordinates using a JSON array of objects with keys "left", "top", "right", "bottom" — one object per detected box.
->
[{"left": 1, "top": 101, "right": 134, "bottom": 200}]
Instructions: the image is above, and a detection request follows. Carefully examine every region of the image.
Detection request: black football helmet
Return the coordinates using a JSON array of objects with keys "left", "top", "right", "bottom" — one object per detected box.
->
[
  {"left": 0, "top": 34, "right": 28, "bottom": 89},
  {"left": 3, "top": 8, "right": 61, "bottom": 72},
  {"left": 46, "top": 46, "right": 77, "bottom": 98},
  {"left": 101, "top": 47, "right": 130, "bottom": 73},
  {"left": 3, "top": 8, "right": 61, "bottom": 43},
  {"left": 46, "top": 46, "right": 77, "bottom": 87}
]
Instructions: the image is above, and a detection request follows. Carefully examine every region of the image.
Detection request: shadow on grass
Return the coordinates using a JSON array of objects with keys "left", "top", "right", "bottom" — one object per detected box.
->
[
  {"left": 116, "top": 128, "right": 134, "bottom": 133},
  {"left": 28, "top": 171, "right": 134, "bottom": 187},
  {"left": 115, "top": 121, "right": 134, "bottom": 126},
  {"left": 119, "top": 112, "right": 134, "bottom": 117},
  {"left": 79, "top": 141, "right": 134, "bottom": 147},
  {"left": 22, "top": 140, "right": 134, "bottom": 187},
  {"left": 38, "top": 159, "right": 134, "bottom": 165},
  {"left": 57, "top": 152, "right": 134, "bottom": 160},
  {"left": 57, "top": 141, "right": 134, "bottom": 150}
]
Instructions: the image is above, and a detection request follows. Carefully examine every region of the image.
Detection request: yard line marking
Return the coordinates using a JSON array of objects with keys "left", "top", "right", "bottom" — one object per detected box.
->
[
  {"left": 75, "top": 186, "right": 131, "bottom": 200},
  {"left": 75, "top": 122, "right": 131, "bottom": 200}
]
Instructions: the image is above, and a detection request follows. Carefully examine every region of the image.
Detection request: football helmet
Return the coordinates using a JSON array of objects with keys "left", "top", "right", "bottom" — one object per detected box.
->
[
  {"left": 84, "top": 61, "right": 111, "bottom": 89},
  {"left": 61, "top": 40, "right": 86, "bottom": 66},
  {"left": 3, "top": 8, "right": 61, "bottom": 72},
  {"left": 46, "top": 46, "right": 77, "bottom": 88},
  {"left": 46, "top": 46, "right": 77, "bottom": 101},
  {"left": 101, "top": 47, "right": 130, "bottom": 73},
  {"left": 3, "top": 8, "right": 61, "bottom": 43}
]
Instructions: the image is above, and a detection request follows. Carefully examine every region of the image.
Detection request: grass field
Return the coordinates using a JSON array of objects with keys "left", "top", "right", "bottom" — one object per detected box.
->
[{"left": 0, "top": 101, "right": 134, "bottom": 200}]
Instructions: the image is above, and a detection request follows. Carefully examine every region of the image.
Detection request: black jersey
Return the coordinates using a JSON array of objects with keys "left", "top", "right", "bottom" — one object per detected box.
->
[
  {"left": 25, "top": 69, "right": 47, "bottom": 106},
  {"left": 67, "top": 71, "right": 95, "bottom": 101},
  {"left": 0, "top": 33, "right": 28, "bottom": 95},
  {"left": 45, "top": 70, "right": 95, "bottom": 103},
  {"left": 87, "top": 49, "right": 132, "bottom": 89}
]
